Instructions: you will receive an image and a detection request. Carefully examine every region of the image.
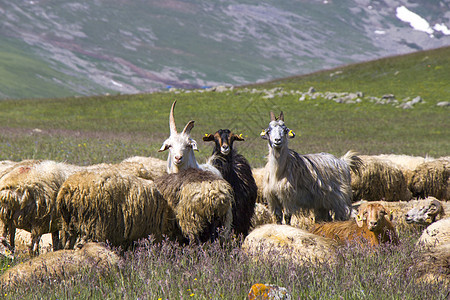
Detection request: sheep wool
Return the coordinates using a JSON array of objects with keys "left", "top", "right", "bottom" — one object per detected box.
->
[
  {"left": 57, "top": 165, "right": 183, "bottom": 249},
  {"left": 408, "top": 157, "right": 449, "bottom": 201},
  {"left": 351, "top": 155, "right": 412, "bottom": 202},
  {"left": 0, "top": 242, "right": 121, "bottom": 288},
  {"left": 0, "top": 160, "right": 83, "bottom": 254},
  {"left": 242, "top": 224, "right": 338, "bottom": 266},
  {"left": 155, "top": 168, "right": 234, "bottom": 243}
]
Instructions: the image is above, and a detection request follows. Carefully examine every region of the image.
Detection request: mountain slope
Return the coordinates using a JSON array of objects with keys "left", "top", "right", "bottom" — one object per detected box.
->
[{"left": 0, "top": 0, "right": 449, "bottom": 99}]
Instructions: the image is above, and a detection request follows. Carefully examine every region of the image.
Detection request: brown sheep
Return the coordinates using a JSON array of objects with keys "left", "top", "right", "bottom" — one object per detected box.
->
[
  {"left": 408, "top": 157, "right": 449, "bottom": 201},
  {"left": 311, "top": 203, "right": 399, "bottom": 247},
  {"left": 0, "top": 242, "right": 122, "bottom": 288}
]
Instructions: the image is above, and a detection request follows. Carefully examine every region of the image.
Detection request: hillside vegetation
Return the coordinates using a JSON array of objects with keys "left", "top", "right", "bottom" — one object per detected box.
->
[{"left": 0, "top": 47, "right": 448, "bottom": 168}]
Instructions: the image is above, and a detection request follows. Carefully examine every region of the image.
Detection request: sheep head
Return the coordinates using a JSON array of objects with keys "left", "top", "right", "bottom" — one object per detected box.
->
[
  {"left": 260, "top": 111, "right": 295, "bottom": 150},
  {"left": 203, "top": 129, "right": 244, "bottom": 156},
  {"left": 159, "top": 101, "right": 199, "bottom": 173},
  {"left": 405, "top": 198, "right": 444, "bottom": 225},
  {"left": 356, "top": 203, "right": 389, "bottom": 231}
]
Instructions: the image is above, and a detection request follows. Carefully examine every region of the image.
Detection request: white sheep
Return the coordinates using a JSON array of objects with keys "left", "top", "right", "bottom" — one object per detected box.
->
[
  {"left": 57, "top": 162, "right": 185, "bottom": 249},
  {"left": 121, "top": 156, "right": 167, "bottom": 179},
  {"left": 0, "top": 160, "right": 84, "bottom": 256},
  {"left": 260, "top": 111, "right": 362, "bottom": 224},
  {"left": 0, "top": 242, "right": 122, "bottom": 288},
  {"left": 416, "top": 217, "right": 450, "bottom": 249},
  {"left": 242, "top": 224, "right": 338, "bottom": 266}
]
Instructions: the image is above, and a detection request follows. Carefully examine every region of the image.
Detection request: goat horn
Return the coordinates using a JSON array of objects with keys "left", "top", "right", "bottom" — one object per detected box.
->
[
  {"left": 169, "top": 101, "right": 177, "bottom": 134},
  {"left": 182, "top": 120, "right": 195, "bottom": 135},
  {"left": 279, "top": 111, "right": 284, "bottom": 121},
  {"left": 270, "top": 111, "right": 276, "bottom": 121}
]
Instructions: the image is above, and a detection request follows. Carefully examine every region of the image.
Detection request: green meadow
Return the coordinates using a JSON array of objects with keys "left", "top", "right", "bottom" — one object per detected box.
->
[{"left": 0, "top": 47, "right": 448, "bottom": 298}]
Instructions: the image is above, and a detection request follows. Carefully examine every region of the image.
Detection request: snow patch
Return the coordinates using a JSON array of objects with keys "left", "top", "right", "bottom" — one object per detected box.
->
[
  {"left": 433, "top": 23, "right": 450, "bottom": 35},
  {"left": 396, "top": 6, "right": 433, "bottom": 35}
]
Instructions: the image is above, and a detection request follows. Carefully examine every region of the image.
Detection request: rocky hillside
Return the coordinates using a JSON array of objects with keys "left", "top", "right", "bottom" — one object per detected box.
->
[{"left": 0, "top": 0, "right": 449, "bottom": 99}]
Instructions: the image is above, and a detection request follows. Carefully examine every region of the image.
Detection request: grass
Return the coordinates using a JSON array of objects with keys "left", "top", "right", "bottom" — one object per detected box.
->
[{"left": 0, "top": 47, "right": 449, "bottom": 298}]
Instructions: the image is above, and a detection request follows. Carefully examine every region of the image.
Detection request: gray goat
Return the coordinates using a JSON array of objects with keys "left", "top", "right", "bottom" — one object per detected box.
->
[{"left": 260, "top": 111, "right": 362, "bottom": 224}]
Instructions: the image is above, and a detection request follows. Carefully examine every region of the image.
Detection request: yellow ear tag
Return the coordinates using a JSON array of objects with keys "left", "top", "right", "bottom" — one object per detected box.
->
[
  {"left": 288, "top": 130, "right": 294, "bottom": 137},
  {"left": 204, "top": 134, "right": 208, "bottom": 137},
  {"left": 239, "top": 133, "right": 243, "bottom": 138},
  {"left": 356, "top": 215, "right": 362, "bottom": 221},
  {"left": 260, "top": 130, "right": 266, "bottom": 136}
]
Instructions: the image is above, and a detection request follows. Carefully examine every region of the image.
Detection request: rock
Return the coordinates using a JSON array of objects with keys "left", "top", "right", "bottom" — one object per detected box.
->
[
  {"left": 411, "top": 96, "right": 423, "bottom": 105},
  {"left": 248, "top": 283, "right": 292, "bottom": 300},
  {"left": 437, "top": 101, "right": 450, "bottom": 107}
]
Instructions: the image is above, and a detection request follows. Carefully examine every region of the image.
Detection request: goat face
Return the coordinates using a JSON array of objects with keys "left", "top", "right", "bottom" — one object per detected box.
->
[
  {"left": 159, "top": 101, "right": 198, "bottom": 173},
  {"left": 203, "top": 129, "right": 244, "bottom": 156},
  {"left": 405, "top": 199, "right": 443, "bottom": 225},
  {"left": 260, "top": 111, "right": 295, "bottom": 150},
  {"left": 356, "top": 203, "right": 388, "bottom": 231}
]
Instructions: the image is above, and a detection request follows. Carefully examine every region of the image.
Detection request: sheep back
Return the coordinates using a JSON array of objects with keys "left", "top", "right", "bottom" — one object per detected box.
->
[
  {"left": 121, "top": 156, "right": 167, "bottom": 179},
  {"left": 57, "top": 168, "right": 182, "bottom": 249},
  {"left": 409, "top": 243, "right": 450, "bottom": 287},
  {"left": 351, "top": 155, "right": 412, "bottom": 202},
  {"left": 0, "top": 160, "right": 80, "bottom": 236},
  {"left": 416, "top": 217, "right": 450, "bottom": 249},
  {"left": 242, "top": 224, "right": 338, "bottom": 266},
  {"left": 155, "top": 168, "right": 234, "bottom": 243},
  {"left": 408, "top": 158, "right": 449, "bottom": 201},
  {"left": 0, "top": 242, "right": 121, "bottom": 288}
]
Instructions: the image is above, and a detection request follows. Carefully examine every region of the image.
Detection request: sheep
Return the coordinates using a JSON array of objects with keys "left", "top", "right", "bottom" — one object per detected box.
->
[
  {"left": 252, "top": 167, "right": 266, "bottom": 204},
  {"left": 57, "top": 163, "right": 185, "bottom": 250},
  {"left": 409, "top": 243, "right": 450, "bottom": 287},
  {"left": 353, "top": 197, "right": 449, "bottom": 231},
  {"left": 260, "top": 111, "right": 362, "bottom": 224},
  {"left": 154, "top": 168, "right": 234, "bottom": 243},
  {"left": 0, "top": 223, "right": 53, "bottom": 258},
  {"left": 310, "top": 203, "right": 399, "bottom": 247},
  {"left": 158, "top": 100, "right": 221, "bottom": 177},
  {"left": 408, "top": 157, "right": 449, "bottom": 201},
  {"left": 250, "top": 203, "right": 276, "bottom": 230},
  {"left": 416, "top": 217, "right": 450, "bottom": 249},
  {"left": 0, "top": 242, "right": 122, "bottom": 288},
  {"left": 0, "top": 160, "right": 84, "bottom": 256},
  {"left": 203, "top": 129, "right": 257, "bottom": 237},
  {"left": 121, "top": 156, "right": 167, "bottom": 179},
  {"left": 351, "top": 155, "right": 412, "bottom": 202},
  {"left": 241, "top": 224, "right": 339, "bottom": 266},
  {"left": 405, "top": 197, "right": 446, "bottom": 226}
]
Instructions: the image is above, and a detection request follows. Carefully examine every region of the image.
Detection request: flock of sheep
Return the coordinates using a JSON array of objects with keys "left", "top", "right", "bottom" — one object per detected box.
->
[{"left": 0, "top": 100, "right": 448, "bottom": 288}]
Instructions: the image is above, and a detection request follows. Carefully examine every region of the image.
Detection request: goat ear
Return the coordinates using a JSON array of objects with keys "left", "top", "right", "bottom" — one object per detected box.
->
[
  {"left": 190, "top": 139, "right": 198, "bottom": 151},
  {"left": 356, "top": 214, "right": 364, "bottom": 227},
  {"left": 232, "top": 133, "right": 245, "bottom": 142},
  {"left": 287, "top": 129, "right": 295, "bottom": 139},
  {"left": 158, "top": 143, "right": 170, "bottom": 152},
  {"left": 203, "top": 134, "right": 214, "bottom": 142},
  {"left": 279, "top": 111, "right": 284, "bottom": 121},
  {"left": 260, "top": 129, "right": 268, "bottom": 140},
  {"left": 270, "top": 111, "right": 276, "bottom": 121}
]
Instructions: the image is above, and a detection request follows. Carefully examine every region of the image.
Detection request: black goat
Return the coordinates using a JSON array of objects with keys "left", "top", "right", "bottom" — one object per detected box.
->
[{"left": 203, "top": 129, "right": 257, "bottom": 237}]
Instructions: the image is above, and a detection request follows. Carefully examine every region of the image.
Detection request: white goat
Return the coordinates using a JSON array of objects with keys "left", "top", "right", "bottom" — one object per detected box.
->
[
  {"left": 158, "top": 101, "right": 221, "bottom": 177},
  {"left": 261, "top": 111, "right": 362, "bottom": 224}
]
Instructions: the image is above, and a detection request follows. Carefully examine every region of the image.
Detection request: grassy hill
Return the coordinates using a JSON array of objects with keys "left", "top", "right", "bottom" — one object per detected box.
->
[
  {"left": 0, "top": 47, "right": 448, "bottom": 168},
  {"left": 0, "top": 47, "right": 448, "bottom": 299}
]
